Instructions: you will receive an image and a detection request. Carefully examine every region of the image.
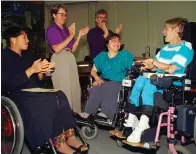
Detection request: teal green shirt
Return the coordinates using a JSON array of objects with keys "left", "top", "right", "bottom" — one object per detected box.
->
[{"left": 94, "top": 50, "right": 134, "bottom": 82}]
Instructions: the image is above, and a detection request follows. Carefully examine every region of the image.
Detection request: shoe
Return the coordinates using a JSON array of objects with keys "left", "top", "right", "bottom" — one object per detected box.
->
[
  {"left": 69, "top": 144, "right": 89, "bottom": 153},
  {"left": 123, "top": 113, "right": 139, "bottom": 129},
  {"left": 57, "top": 151, "right": 81, "bottom": 154},
  {"left": 127, "top": 114, "right": 150, "bottom": 143}
]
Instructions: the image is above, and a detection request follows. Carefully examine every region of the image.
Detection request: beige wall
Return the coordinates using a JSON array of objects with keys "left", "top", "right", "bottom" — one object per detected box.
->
[
  {"left": 45, "top": 1, "right": 196, "bottom": 61},
  {"left": 104, "top": 1, "right": 196, "bottom": 57},
  {"left": 148, "top": 1, "right": 196, "bottom": 56}
]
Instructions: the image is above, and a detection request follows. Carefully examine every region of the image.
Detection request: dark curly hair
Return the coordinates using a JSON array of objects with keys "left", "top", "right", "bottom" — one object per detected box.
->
[
  {"left": 3, "top": 26, "right": 27, "bottom": 47},
  {"left": 104, "top": 33, "right": 124, "bottom": 51}
]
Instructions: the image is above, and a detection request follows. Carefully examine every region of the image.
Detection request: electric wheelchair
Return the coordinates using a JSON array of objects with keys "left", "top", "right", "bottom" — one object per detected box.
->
[
  {"left": 110, "top": 60, "right": 196, "bottom": 153},
  {"left": 109, "top": 22, "right": 196, "bottom": 154},
  {"left": 75, "top": 61, "right": 141, "bottom": 140}
]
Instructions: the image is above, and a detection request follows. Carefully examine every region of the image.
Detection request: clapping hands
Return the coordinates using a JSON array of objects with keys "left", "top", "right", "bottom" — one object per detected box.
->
[
  {"left": 69, "top": 23, "right": 89, "bottom": 38},
  {"left": 115, "top": 24, "right": 123, "bottom": 34},
  {"left": 68, "top": 23, "right": 76, "bottom": 37},
  {"left": 100, "top": 22, "right": 109, "bottom": 35},
  {"left": 78, "top": 26, "right": 89, "bottom": 37},
  {"left": 31, "top": 59, "right": 55, "bottom": 74}
]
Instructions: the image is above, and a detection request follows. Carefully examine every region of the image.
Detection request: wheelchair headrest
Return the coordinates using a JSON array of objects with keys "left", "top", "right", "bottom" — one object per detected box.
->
[
  {"left": 182, "top": 22, "right": 196, "bottom": 58},
  {"left": 181, "top": 22, "right": 196, "bottom": 79},
  {"left": 186, "top": 60, "right": 196, "bottom": 80}
]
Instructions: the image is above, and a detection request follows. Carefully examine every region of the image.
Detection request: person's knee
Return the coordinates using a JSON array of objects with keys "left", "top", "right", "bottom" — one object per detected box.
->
[{"left": 56, "top": 91, "right": 71, "bottom": 108}]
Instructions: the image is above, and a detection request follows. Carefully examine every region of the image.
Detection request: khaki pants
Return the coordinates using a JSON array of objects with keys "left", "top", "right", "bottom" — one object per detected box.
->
[{"left": 51, "top": 49, "right": 81, "bottom": 113}]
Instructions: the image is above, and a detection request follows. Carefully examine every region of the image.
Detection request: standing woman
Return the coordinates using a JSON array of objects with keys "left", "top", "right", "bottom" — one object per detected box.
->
[{"left": 46, "top": 4, "right": 89, "bottom": 113}]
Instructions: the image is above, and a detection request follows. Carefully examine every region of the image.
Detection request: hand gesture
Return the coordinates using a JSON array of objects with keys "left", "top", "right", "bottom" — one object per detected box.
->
[
  {"left": 92, "top": 78, "right": 104, "bottom": 86},
  {"left": 140, "top": 58, "right": 154, "bottom": 71},
  {"left": 115, "top": 24, "right": 123, "bottom": 34},
  {"left": 100, "top": 22, "right": 108, "bottom": 35},
  {"left": 31, "top": 59, "right": 55, "bottom": 73},
  {"left": 41, "top": 59, "right": 55, "bottom": 73},
  {"left": 78, "top": 26, "right": 89, "bottom": 37},
  {"left": 48, "top": 61, "right": 56, "bottom": 72},
  {"left": 143, "top": 58, "right": 154, "bottom": 64},
  {"left": 68, "top": 23, "right": 76, "bottom": 37}
]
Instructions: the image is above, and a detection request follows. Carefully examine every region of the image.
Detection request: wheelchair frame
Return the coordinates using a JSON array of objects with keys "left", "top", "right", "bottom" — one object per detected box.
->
[
  {"left": 1, "top": 96, "right": 90, "bottom": 154},
  {"left": 1, "top": 96, "right": 24, "bottom": 154},
  {"left": 77, "top": 67, "right": 137, "bottom": 140},
  {"left": 111, "top": 73, "right": 196, "bottom": 154}
]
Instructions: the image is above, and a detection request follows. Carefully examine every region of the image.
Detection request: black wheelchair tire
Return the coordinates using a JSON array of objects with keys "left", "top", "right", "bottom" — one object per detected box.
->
[
  {"left": 168, "top": 145, "right": 191, "bottom": 154},
  {"left": 80, "top": 125, "right": 98, "bottom": 140},
  {"left": 116, "top": 139, "right": 124, "bottom": 148},
  {"left": 1, "top": 96, "right": 24, "bottom": 154}
]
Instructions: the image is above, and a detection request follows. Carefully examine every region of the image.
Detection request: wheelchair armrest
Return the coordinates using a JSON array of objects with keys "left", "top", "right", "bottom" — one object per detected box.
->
[
  {"left": 150, "top": 74, "right": 186, "bottom": 89},
  {"left": 163, "top": 75, "right": 186, "bottom": 82}
]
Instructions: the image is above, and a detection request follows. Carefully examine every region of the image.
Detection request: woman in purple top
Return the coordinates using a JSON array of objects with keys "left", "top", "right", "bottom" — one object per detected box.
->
[{"left": 46, "top": 4, "right": 89, "bottom": 113}]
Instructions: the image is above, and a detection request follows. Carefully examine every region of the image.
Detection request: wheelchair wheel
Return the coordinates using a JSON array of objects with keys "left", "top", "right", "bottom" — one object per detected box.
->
[
  {"left": 168, "top": 145, "right": 191, "bottom": 154},
  {"left": 116, "top": 139, "right": 124, "bottom": 148},
  {"left": 1, "top": 96, "right": 24, "bottom": 154},
  {"left": 81, "top": 125, "right": 98, "bottom": 140},
  {"left": 115, "top": 127, "right": 125, "bottom": 148}
]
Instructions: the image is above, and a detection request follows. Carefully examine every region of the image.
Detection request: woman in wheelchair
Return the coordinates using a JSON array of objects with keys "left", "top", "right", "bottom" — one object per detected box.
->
[
  {"left": 80, "top": 33, "right": 134, "bottom": 122},
  {"left": 1, "top": 26, "right": 88, "bottom": 154},
  {"left": 124, "top": 17, "right": 194, "bottom": 143}
]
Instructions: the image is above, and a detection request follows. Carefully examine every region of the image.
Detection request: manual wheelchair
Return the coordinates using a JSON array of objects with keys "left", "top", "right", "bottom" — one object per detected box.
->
[{"left": 1, "top": 94, "right": 90, "bottom": 154}]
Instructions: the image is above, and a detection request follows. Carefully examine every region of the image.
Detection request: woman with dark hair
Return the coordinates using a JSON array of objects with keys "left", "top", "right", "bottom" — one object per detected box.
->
[
  {"left": 46, "top": 4, "right": 89, "bottom": 113},
  {"left": 2, "top": 26, "right": 88, "bottom": 154},
  {"left": 80, "top": 33, "right": 134, "bottom": 122}
]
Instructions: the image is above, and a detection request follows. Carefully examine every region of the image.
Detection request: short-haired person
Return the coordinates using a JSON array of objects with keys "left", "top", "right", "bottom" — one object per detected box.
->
[
  {"left": 87, "top": 9, "right": 123, "bottom": 60},
  {"left": 124, "top": 17, "right": 194, "bottom": 143},
  {"left": 2, "top": 26, "right": 89, "bottom": 154},
  {"left": 80, "top": 33, "right": 134, "bottom": 122},
  {"left": 46, "top": 4, "right": 89, "bottom": 113}
]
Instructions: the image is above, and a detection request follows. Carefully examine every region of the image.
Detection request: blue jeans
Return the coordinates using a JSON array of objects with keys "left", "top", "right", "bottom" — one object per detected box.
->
[{"left": 130, "top": 76, "right": 162, "bottom": 107}]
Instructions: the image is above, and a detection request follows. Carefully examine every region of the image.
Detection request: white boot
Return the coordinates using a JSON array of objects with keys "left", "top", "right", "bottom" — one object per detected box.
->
[
  {"left": 123, "top": 113, "right": 139, "bottom": 129},
  {"left": 127, "top": 114, "right": 150, "bottom": 143}
]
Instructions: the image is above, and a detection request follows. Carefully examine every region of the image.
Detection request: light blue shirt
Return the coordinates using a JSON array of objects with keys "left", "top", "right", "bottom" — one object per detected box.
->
[
  {"left": 94, "top": 50, "right": 134, "bottom": 82},
  {"left": 154, "top": 41, "right": 194, "bottom": 75}
]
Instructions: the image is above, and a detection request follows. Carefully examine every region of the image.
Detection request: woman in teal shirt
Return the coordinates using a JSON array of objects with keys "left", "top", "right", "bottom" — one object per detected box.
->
[{"left": 81, "top": 33, "right": 134, "bottom": 121}]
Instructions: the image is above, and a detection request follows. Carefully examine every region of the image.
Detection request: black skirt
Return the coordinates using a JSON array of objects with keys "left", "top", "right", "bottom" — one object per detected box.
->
[{"left": 8, "top": 90, "right": 76, "bottom": 149}]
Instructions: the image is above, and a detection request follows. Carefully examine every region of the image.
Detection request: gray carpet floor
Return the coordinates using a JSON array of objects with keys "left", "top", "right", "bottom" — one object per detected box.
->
[{"left": 22, "top": 129, "right": 196, "bottom": 154}]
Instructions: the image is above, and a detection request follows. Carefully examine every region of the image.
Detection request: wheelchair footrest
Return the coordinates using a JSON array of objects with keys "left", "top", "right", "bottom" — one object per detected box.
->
[
  {"left": 122, "top": 140, "right": 146, "bottom": 147},
  {"left": 109, "top": 130, "right": 126, "bottom": 139},
  {"left": 122, "top": 140, "right": 157, "bottom": 149}
]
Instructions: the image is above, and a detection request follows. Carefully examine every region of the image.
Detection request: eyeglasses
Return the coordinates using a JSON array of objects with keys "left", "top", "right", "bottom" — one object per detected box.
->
[
  {"left": 97, "top": 16, "right": 107, "bottom": 19},
  {"left": 110, "top": 39, "right": 121, "bottom": 44},
  {"left": 57, "top": 13, "right": 68, "bottom": 17}
]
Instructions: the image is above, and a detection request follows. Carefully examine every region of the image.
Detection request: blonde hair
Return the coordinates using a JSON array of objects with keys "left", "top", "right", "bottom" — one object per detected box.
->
[{"left": 165, "top": 17, "right": 188, "bottom": 38}]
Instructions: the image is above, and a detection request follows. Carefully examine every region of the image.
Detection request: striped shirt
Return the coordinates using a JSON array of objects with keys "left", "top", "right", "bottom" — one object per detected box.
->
[{"left": 154, "top": 41, "right": 194, "bottom": 76}]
